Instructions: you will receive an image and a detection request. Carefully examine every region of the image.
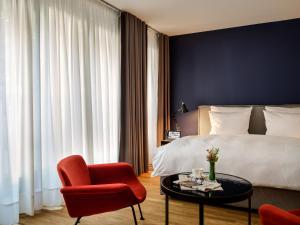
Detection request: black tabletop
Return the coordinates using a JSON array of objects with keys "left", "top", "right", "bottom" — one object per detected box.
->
[{"left": 161, "top": 173, "right": 253, "bottom": 205}]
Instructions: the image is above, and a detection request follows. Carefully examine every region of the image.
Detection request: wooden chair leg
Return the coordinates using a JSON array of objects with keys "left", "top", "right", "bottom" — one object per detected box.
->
[
  {"left": 130, "top": 206, "right": 138, "bottom": 225},
  {"left": 138, "top": 203, "right": 145, "bottom": 220},
  {"left": 74, "top": 217, "right": 81, "bottom": 225}
]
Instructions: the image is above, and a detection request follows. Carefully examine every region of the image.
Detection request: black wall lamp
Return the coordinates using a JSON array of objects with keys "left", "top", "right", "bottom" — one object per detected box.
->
[{"left": 173, "top": 101, "right": 189, "bottom": 131}]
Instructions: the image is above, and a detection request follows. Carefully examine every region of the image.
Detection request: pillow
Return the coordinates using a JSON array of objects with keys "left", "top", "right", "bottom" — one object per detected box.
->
[
  {"left": 209, "top": 111, "right": 251, "bottom": 135},
  {"left": 265, "top": 106, "right": 300, "bottom": 113},
  {"left": 263, "top": 110, "right": 300, "bottom": 138},
  {"left": 211, "top": 106, "right": 252, "bottom": 113}
]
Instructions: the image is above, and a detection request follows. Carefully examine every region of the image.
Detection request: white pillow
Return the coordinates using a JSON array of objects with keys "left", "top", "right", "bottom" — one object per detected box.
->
[
  {"left": 265, "top": 106, "right": 300, "bottom": 113},
  {"left": 263, "top": 110, "right": 300, "bottom": 138},
  {"left": 211, "top": 106, "right": 252, "bottom": 113},
  {"left": 209, "top": 111, "right": 251, "bottom": 135}
]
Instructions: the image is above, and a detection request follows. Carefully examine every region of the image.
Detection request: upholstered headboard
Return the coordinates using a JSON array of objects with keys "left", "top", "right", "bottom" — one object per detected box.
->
[{"left": 198, "top": 105, "right": 300, "bottom": 136}]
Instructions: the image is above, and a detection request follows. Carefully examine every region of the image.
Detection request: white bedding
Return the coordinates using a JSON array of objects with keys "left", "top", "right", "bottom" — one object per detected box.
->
[{"left": 152, "top": 135, "right": 300, "bottom": 191}]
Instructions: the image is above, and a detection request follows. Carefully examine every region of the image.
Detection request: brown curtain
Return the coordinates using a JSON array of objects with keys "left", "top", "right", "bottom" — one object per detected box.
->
[
  {"left": 157, "top": 34, "right": 170, "bottom": 145},
  {"left": 119, "top": 12, "right": 148, "bottom": 175}
]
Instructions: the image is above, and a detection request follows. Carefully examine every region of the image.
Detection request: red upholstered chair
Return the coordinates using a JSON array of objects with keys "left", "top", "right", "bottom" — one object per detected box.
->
[
  {"left": 259, "top": 204, "right": 300, "bottom": 225},
  {"left": 57, "top": 155, "right": 147, "bottom": 225}
]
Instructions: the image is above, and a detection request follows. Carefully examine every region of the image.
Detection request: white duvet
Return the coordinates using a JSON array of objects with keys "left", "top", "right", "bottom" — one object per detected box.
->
[{"left": 152, "top": 135, "right": 300, "bottom": 191}]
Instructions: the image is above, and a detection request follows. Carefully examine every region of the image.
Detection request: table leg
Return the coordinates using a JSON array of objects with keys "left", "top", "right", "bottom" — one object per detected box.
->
[
  {"left": 248, "top": 197, "right": 251, "bottom": 225},
  {"left": 165, "top": 194, "right": 169, "bottom": 225},
  {"left": 199, "top": 203, "right": 204, "bottom": 225}
]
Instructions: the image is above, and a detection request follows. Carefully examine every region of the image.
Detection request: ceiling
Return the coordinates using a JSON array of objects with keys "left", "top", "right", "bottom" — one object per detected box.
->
[{"left": 105, "top": 0, "right": 300, "bottom": 36}]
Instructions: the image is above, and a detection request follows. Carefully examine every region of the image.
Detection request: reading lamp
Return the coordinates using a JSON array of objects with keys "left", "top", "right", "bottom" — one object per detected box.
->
[{"left": 173, "top": 101, "right": 189, "bottom": 131}]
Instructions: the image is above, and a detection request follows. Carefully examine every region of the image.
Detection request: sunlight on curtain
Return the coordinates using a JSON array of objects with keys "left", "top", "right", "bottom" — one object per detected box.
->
[
  {"left": 0, "top": 1, "right": 39, "bottom": 223},
  {"left": 147, "top": 28, "right": 159, "bottom": 163},
  {"left": 0, "top": 0, "right": 120, "bottom": 224},
  {"left": 0, "top": 0, "right": 18, "bottom": 221},
  {"left": 39, "top": 0, "right": 120, "bottom": 203}
]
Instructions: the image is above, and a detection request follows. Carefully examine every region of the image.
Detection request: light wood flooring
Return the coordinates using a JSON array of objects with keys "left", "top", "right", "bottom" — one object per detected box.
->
[{"left": 19, "top": 173, "right": 260, "bottom": 225}]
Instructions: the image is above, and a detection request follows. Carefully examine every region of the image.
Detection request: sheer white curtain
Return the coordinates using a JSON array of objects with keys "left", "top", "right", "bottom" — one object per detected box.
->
[
  {"left": 0, "top": 0, "right": 120, "bottom": 224},
  {"left": 147, "top": 28, "right": 159, "bottom": 163},
  {"left": 0, "top": 1, "right": 40, "bottom": 223}
]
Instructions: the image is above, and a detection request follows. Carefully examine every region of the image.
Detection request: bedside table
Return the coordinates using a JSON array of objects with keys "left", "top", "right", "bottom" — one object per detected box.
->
[{"left": 161, "top": 139, "right": 174, "bottom": 146}]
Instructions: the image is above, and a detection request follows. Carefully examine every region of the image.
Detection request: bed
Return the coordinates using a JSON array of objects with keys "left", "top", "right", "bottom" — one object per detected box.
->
[{"left": 153, "top": 105, "right": 300, "bottom": 210}]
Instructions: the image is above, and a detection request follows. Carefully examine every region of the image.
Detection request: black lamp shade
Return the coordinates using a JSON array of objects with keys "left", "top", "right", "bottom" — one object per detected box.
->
[{"left": 177, "top": 102, "right": 189, "bottom": 113}]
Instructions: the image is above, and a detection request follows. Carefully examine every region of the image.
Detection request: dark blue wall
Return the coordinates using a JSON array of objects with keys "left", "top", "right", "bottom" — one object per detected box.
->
[{"left": 170, "top": 19, "right": 300, "bottom": 113}]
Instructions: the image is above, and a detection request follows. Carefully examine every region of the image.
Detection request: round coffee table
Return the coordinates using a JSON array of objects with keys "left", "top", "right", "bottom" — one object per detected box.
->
[{"left": 161, "top": 173, "right": 253, "bottom": 225}]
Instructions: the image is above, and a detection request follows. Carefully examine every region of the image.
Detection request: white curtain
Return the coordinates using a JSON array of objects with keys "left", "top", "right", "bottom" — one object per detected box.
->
[
  {"left": 147, "top": 28, "right": 159, "bottom": 163},
  {"left": 0, "top": 0, "right": 120, "bottom": 224}
]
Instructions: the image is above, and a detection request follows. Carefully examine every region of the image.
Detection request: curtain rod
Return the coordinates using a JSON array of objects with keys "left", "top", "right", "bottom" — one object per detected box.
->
[
  {"left": 148, "top": 25, "right": 161, "bottom": 34},
  {"left": 96, "top": 0, "right": 120, "bottom": 13},
  {"left": 95, "top": 0, "right": 162, "bottom": 34}
]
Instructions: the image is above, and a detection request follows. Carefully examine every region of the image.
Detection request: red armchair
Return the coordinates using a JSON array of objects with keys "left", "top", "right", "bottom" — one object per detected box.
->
[
  {"left": 57, "top": 155, "right": 147, "bottom": 225},
  {"left": 259, "top": 204, "right": 300, "bottom": 225}
]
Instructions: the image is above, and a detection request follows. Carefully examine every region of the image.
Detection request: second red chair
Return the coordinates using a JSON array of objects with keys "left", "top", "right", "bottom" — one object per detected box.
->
[{"left": 259, "top": 204, "right": 300, "bottom": 225}]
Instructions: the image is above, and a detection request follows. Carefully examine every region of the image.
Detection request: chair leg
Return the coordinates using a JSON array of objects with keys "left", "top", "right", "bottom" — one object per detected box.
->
[
  {"left": 137, "top": 203, "right": 145, "bottom": 220},
  {"left": 74, "top": 217, "right": 81, "bottom": 225},
  {"left": 130, "top": 205, "right": 138, "bottom": 225}
]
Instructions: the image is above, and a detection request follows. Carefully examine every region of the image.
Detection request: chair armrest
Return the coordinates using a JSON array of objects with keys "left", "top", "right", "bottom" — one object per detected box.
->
[
  {"left": 61, "top": 183, "right": 130, "bottom": 195},
  {"left": 289, "top": 209, "right": 300, "bottom": 217},
  {"left": 88, "top": 162, "right": 138, "bottom": 184},
  {"left": 259, "top": 204, "right": 300, "bottom": 225}
]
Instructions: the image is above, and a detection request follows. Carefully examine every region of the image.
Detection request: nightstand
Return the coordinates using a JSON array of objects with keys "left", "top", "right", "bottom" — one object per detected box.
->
[{"left": 161, "top": 139, "right": 174, "bottom": 146}]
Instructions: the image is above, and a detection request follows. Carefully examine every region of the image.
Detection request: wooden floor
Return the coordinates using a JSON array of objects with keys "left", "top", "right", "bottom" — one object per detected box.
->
[{"left": 20, "top": 173, "right": 260, "bottom": 225}]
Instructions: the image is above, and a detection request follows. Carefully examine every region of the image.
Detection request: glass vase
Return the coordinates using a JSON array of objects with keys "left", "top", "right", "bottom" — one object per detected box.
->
[{"left": 209, "top": 162, "right": 216, "bottom": 181}]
